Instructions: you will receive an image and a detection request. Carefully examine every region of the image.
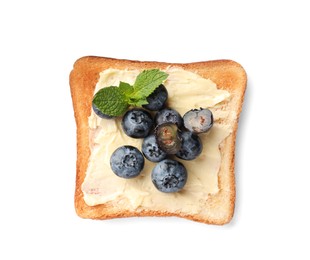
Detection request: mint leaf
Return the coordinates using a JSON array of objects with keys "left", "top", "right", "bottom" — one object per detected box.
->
[
  {"left": 131, "top": 69, "right": 168, "bottom": 100},
  {"left": 119, "top": 81, "right": 133, "bottom": 96},
  {"left": 92, "top": 69, "right": 169, "bottom": 118},
  {"left": 92, "top": 87, "right": 129, "bottom": 117},
  {"left": 128, "top": 97, "right": 149, "bottom": 107}
]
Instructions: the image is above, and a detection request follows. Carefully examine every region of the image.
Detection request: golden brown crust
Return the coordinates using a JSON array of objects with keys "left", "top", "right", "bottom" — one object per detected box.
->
[{"left": 70, "top": 56, "right": 247, "bottom": 225}]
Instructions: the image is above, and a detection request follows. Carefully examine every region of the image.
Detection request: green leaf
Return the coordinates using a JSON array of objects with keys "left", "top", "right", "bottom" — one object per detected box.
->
[
  {"left": 128, "top": 97, "right": 149, "bottom": 107},
  {"left": 119, "top": 81, "right": 133, "bottom": 97},
  {"left": 92, "top": 87, "right": 129, "bottom": 117},
  {"left": 131, "top": 69, "right": 168, "bottom": 99},
  {"left": 91, "top": 69, "right": 169, "bottom": 119}
]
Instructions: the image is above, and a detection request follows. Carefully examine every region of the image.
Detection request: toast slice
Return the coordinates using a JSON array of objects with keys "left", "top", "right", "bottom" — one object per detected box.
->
[{"left": 70, "top": 56, "right": 247, "bottom": 225}]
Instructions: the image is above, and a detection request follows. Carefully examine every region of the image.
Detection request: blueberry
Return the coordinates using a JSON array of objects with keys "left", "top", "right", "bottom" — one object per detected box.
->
[
  {"left": 122, "top": 108, "right": 154, "bottom": 138},
  {"left": 142, "top": 84, "right": 168, "bottom": 111},
  {"left": 155, "top": 108, "right": 183, "bottom": 128},
  {"left": 142, "top": 135, "right": 167, "bottom": 162},
  {"left": 92, "top": 103, "right": 114, "bottom": 119},
  {"left": 155, "top": 123, "right": 181, "bottom": 154},
  {"left": 151, "top": 159, "right": 187, "bottom": 193},
  {"left": 110, "top": 146, "right": 144, "bottom": 178},
  {"left": 176, "top": 131, "right": 203, "bottom": 160},
  {"left": 183, "top": 108, "right": 213, "bottom": 134}
]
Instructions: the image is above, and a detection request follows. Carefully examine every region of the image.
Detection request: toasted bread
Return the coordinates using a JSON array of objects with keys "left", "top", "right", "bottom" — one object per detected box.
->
[{"left": 70, "top": 56, "right": 247, "bottom": 225}]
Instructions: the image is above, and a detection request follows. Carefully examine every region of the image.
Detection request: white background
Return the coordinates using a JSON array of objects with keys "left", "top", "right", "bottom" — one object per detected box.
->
[{"left": 1, "top": 0, "right": 309, "bottom": 259}]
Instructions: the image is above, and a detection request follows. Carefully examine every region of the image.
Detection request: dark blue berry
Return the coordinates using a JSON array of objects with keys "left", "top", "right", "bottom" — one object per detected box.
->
[
  {"left": 142, "top": 135, "right": 167, "bottom": 162},
  {"left": 151, "top": 159, "right": 187, "bottom": 193},
  {"left": 142, "top": 84, "right": 168, "bottom": 111},
  {"left": 122, "top": 108, "right": 154, "bottom": 138},
  {"left": 176, "top": 131, "right": 203, "bottom": 160},
  {"left": 110, "top": 146, "right": 144, "bottom": 178},
  {"left": 155, "top": 108, "right": 183, "bottom": 128},
  {"left": 92, "top": 103, "right": 114, "bottom": 119},
  {"left": 183, "top": 108, "right": 213, "bottom": 134},
  {"left": 155, "top": 123, "right": 181, "bottom": 154}
]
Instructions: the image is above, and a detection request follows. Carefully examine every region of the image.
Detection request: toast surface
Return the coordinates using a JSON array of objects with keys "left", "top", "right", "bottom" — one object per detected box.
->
[{"left": 70, "top": 56, "right": 246, "bottom": 225}]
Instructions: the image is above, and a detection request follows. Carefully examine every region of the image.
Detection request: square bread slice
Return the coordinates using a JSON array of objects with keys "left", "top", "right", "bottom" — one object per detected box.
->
[{"left": 70, "top": 56, "right": 247, "bottom": 225}]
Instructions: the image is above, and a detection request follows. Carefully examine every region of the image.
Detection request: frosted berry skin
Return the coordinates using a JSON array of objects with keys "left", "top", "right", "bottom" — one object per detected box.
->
[
  {"left": 151, "top": 159, "right": 187, "bottom": 193},
  {"left": 110, "top": 146, "right": 144, "bottom": 178},
  {"left": 122, "top": 108, "right": 154, "bottom": 138},
  {"left": 176, "top": 131, "right": 203, "bottom": 160},
  {"left": 142, "top": 135, "right": 168, "bottom": 162},
  {"left": 183, "top": 108, "right": 213, "bottom": 134},
  {"left": 155, "top": 108, "right": 183, "bottom": 128},
  {"left": 92, "top": 103, "right": 114, "bottom": 119},
  {"left": 142, "top": 84, "right": 168, "bottom": 111},
  {"left": 155, "top": 123, "right": 181, "bottom": 154}
]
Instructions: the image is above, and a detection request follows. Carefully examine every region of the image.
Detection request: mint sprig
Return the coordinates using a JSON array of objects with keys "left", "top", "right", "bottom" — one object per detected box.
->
[{"left": 92, "top": 69, "right": 168, "bottom": 117}]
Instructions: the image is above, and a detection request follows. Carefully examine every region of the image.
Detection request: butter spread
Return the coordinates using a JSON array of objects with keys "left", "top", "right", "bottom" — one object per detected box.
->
[{"left": 82, "top": 67, "right": 232, "bottom": 214}]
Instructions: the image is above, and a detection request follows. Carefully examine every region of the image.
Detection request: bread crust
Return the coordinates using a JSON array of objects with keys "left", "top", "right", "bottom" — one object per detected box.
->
[{"left": 70, "top": 56, "right": 247, "bottom": 225}]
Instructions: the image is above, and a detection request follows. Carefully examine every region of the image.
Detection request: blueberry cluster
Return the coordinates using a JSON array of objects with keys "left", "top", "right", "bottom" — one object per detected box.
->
[{"left": 95, "top": 84, "right": 213, "bottom": 193}]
